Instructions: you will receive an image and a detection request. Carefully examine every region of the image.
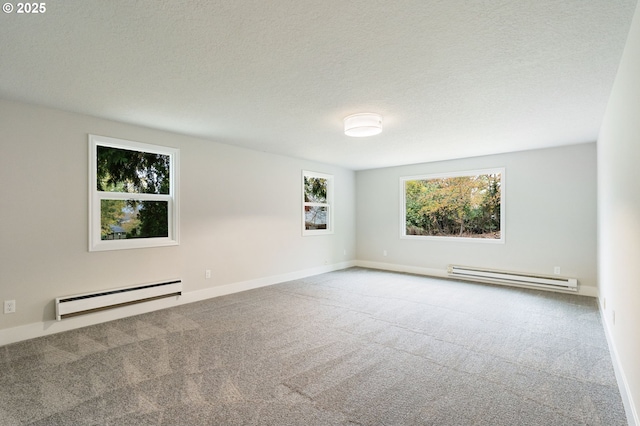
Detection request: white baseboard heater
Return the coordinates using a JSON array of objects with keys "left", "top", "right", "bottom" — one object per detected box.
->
[
  {"left": 447, "top": 265, "right": 578, "bottom": 292},
  {"left": 55, "top": 280, "right": 182, "bottom": 320}
]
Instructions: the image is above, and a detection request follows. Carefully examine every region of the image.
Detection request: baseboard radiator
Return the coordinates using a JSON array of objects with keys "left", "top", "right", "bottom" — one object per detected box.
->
[
  {"left": 55, "top": 280, "right": 182, "bottom": 320},
  {"left": 447, "top": 265, "right": 578, "bottom": 292}
]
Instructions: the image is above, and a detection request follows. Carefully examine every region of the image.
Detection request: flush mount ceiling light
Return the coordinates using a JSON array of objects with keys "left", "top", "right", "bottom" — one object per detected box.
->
[{"left": 344, "top": 113, "right": 383, "bottom": 137}]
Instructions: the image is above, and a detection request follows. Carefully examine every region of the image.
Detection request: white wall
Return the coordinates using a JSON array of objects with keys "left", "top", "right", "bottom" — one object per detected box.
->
[
  {"left": 598, "top": 1, "right": 640, "bottom": 423},
  {"left": 356, "top": 143, "right": 598, "bottom": 295},
  {"left": 0, "top": 99, "right": 356, "bottom": 341}
]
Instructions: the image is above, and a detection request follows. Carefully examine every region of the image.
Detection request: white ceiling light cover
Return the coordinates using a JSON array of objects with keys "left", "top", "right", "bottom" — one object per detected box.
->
[{"left": 344, "top": 113, "right": 383, "bottom": 137}]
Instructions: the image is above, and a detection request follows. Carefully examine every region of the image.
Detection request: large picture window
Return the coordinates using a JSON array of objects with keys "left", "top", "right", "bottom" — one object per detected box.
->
[
  {"left": 89, "top": 135, "right": 179, "bottom": 251},
  {"left": 401, "top": 168, "right": 504, "bottom": 242},
  {"left": 303, "top": 170, "right": 333, "bottom": 235}
]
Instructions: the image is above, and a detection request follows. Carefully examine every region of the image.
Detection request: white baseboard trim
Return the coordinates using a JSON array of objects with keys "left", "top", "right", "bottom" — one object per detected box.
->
[
  {"left": 355, "top": 261, "right": 598, "bottom": 297},
  {"left": 0, "top": 261, "right": 356, "bottom": 347},
  {"left": 577, "top": 285, "right": 598, "bottom": 298},
  {"left": 355, "top": 260, "right": 447, "bottom": 279},
  {"left": 598, "top": 297, "right": 639, "bottom": 426},
  {"left": 180, "top": 261, "right": 356, "bottom": 304}
]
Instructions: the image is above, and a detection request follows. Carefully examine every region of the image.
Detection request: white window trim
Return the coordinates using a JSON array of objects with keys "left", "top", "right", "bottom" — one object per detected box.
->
[
  {"left": 88, "top": 134, "right": 180, "bottom": 251},
  {"left": 400, "top": 167, "right": 505, "bottom": 243},
  {"left": 302, "top": 170, "right": 334, "bottom": 236}
]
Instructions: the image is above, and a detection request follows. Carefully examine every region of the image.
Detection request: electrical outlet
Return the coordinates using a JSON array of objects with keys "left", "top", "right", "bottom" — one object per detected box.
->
[
  {"left": 4, "top": 300, "right": 16, "bottom": 314},
  {"left": 383, "top": 250, "right": 388, "bottom": 256},
  {"left": 205, "top": 269, "right": 211, "bottom": 279},
  {"left": 553, "top": 266, "right": 561, "bottom": 275}
]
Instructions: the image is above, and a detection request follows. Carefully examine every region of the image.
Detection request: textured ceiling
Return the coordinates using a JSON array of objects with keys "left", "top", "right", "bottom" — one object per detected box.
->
[{"left": 0, "top": 0, "right": 636, "bottom": 170}]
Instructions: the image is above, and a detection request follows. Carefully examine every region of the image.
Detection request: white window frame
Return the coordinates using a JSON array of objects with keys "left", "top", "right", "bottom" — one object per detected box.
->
[
  {"left": 400, "top": 167, "right": 505, "bottom": 243},
  {"left": 302, "top": 170, "right": 334, "bottom": 236},
  {"left": 89, "top": 134, "right": 180, "bottom": 251}
]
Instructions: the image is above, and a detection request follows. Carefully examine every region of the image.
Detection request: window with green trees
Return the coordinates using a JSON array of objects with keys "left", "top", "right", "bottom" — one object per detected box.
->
[
  {"left": 401, "top": 169, "right": 503, "bottom": 241},
  {"left": 303, "top": 170, "right": 333, "bottom": 235},
  {"left": 89, "top": 135, "right": 179, "bottom": 251}
]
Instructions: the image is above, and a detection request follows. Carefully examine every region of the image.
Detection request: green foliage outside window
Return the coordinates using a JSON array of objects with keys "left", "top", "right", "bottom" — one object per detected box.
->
[
  {"left": 304, "top": 176, "right": 327, "bottom": 203},
  {"left": 97, "top": 146, "right": 170, "bottom": 240},
  {"left": 405, "top": 173, "right": 501, "bottom": 239},
  {"left": 303, "top": 176, "right": 328, "bottom": 230},
  {"left": 303, "top": 172, "right": 332, "bottom": 234}
]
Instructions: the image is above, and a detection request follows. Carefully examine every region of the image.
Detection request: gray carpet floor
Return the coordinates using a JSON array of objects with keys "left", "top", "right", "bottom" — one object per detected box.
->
[{"left": 0, "top": 268, "right": 627, "bottom": 425}]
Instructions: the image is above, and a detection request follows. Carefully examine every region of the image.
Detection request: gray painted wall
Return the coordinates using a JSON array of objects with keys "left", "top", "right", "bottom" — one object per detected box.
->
[
  {"left": 356, "top": 143, "right": 598, "bottom": 295},
  {"left": 598, "top": 1, "right": 640, "bottom": 422},
  {"left": 0, "top": 99, "right": 356, "bottom": 335}
]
